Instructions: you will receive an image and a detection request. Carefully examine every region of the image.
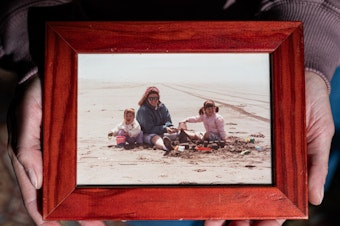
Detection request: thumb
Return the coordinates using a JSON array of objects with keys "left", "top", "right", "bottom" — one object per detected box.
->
[
  {"left": 204, "top": 220, "right": 226, "bottom": 226},
  {"left": 305, "top": 71, "right": 335, "bottom": 205},
  {"left": 15, "top": 76, "right": 43, "bottom": 189},
  {"left": 16, "top": 147, "right": 43, "bottom": 189}
]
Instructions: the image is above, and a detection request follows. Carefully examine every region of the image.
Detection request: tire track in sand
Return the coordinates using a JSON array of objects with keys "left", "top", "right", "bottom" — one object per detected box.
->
[{"left": 163, "top": 84, "right": 270, "bottom": 123}]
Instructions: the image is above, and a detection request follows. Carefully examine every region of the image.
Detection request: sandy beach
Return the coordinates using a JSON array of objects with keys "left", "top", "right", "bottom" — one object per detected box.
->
[{"left": 77, "top": 80, "right": 272, "bottom": 185}]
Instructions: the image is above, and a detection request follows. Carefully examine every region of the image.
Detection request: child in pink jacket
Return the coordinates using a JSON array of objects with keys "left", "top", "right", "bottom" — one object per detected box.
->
[{"left": 183, "top": 100, "right": 226, "bottom": 142}]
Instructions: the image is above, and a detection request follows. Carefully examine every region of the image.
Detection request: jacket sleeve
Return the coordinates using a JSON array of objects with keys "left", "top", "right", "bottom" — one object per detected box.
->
[
  {"left": 111, "top": 122, "right": 123, "bottom": 136},
  {"left": 185, "top": 115, "right": 204, "bottom": 123},
  {"left": 0, "top": 0, "right": 72, "bottom": 83},
  {"left": 258, "top": 0, "right": 340, "bottom": 91},
  {"left": 162, "top": 104, "right": 174, "bottom": 129}
]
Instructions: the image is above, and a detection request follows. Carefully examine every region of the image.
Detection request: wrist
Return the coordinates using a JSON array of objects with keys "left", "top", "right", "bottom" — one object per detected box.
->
[
  {"left": 305, "top": 71, "right": 329, "bottom": 97},
  {"left": 305, "top": 69, "right": 331, "bottom": 94}
]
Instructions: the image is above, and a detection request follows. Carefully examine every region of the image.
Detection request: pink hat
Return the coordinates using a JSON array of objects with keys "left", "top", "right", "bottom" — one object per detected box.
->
[{"left": 138, "top": 86, "right": 160, "bottom": 106}]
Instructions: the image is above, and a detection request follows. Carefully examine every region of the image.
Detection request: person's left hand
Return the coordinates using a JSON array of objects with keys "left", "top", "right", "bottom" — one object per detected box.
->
[
  {"left": 166, "top": 127, "right": 178, "bottom": 134},
  {"left": 204, "top": 71, "right": 335, "bottom": 226}
]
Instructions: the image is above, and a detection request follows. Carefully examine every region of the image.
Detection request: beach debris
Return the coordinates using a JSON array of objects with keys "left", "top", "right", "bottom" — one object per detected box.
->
[
  {"left": 106, "top": 130, "right": 269, "bottom": 161},
  {"left": 119, "top": 163, "right": 138, "bottom": 166},
  {"left": 240, "top": 150, "right": 251, "bottom": 155},
  {"left": 211, "top": 143, "right": 219, "bottom": 150},
  {"left": 203, "top": 141, "right": 209, "bottom": 147},
  {"left": 218, "top": 140, "right": 226, "bottom": 148},
  {"left": 245, "top": 164, "right": 256, "bottom": 168},
  {"left": 194, "top": 169, "right": 207, "bottom": 172},
  {"left": 245, "top": 137, "right": 255, "bottom": 143},
  {"left": 178, "top": 145, "right": 185, "bottom": 152},
  {"left": 195, "top": 145, "right": 212, "bottom": 153},
  {"left": 250, "top": 133, "right": 265, "bottom": 138},
  {"left": 178, "top": 142, "right": 190, "bottom": 149}
]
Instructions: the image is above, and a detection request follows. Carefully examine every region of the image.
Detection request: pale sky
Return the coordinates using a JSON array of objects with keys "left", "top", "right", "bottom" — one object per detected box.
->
[{"left": 78, "top": 53, "right": 270, "bottom": 84}]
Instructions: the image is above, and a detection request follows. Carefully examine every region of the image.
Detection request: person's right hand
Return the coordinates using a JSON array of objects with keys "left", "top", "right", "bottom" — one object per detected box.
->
[{"left": 7, "top": 76, "right": 105, "bottom": 226}]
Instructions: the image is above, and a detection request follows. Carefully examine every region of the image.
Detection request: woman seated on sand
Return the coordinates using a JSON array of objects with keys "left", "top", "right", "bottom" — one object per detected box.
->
[
  {"left": 180, "top": 100, "right": 227, "bottom": 142},
  {"left": 136, "top": 86, "right": 178, "bottom": 152}
]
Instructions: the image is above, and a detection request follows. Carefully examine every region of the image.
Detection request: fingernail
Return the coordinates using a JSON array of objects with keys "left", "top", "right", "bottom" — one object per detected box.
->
[
  {"left": 27, "top": 169, "right": 38, "bottom": 189},
  {"left": 319, "top": 186, "right": 324, "bottom": 203}
]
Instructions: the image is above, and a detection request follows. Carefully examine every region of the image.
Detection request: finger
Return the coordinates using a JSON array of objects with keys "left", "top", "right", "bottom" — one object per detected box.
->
[
  {"left": 228, "top": 219, "right": 284, "bottom": 226},
  {"left": 252, "top": 220, "right": 285, "bottom": 226},
  {"left": 204, "top": 220, "right": 226, "bottom": 226},
  {"left": 79, "top": 221, "right": 106, "bottom": 226},
  {"left": 307, "top": 128, "right": 333, "bottom": 205},
  {"left": 8, "top": 147, "right": 60, "bottom": 226},
  {"left": 307, "top": 132, "right": 333, "bottom": 205},
  {"left": 228, "top": 221, "right": 253, "bottom": 226},
  {"left": 15, "top": 76, "right": 43, "bottom": 189}
]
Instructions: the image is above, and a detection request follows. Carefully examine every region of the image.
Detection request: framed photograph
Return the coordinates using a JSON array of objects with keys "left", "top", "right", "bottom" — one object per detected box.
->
[{"left": 43, "top": 21, "right": 307, "bottom": 220}]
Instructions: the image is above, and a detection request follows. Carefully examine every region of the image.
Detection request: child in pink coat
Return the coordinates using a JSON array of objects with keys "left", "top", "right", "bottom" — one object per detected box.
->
[{"left": 182, "top": 100, "right": 226, "bottom": 142}]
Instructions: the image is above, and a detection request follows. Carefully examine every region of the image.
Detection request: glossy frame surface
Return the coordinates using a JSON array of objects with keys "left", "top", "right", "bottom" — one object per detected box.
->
[{"left": 43, "top": 21, "right": 307, "bottom": 220}]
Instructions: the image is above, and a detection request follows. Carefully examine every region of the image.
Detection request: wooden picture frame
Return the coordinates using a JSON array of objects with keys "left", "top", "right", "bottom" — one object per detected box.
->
[{"left": 43, "top": 21, "right": 307, "bottom": 220}]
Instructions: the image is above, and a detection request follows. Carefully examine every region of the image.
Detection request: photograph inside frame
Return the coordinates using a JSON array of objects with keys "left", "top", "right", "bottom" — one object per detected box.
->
[{"left": 76, "top": 53, "right": 273, "bottom": 186}]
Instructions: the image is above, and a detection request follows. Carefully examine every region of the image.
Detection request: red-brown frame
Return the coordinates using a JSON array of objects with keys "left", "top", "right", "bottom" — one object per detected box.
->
[{"left": 43, "top": 21, "right": 307, "bottom": 220}]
